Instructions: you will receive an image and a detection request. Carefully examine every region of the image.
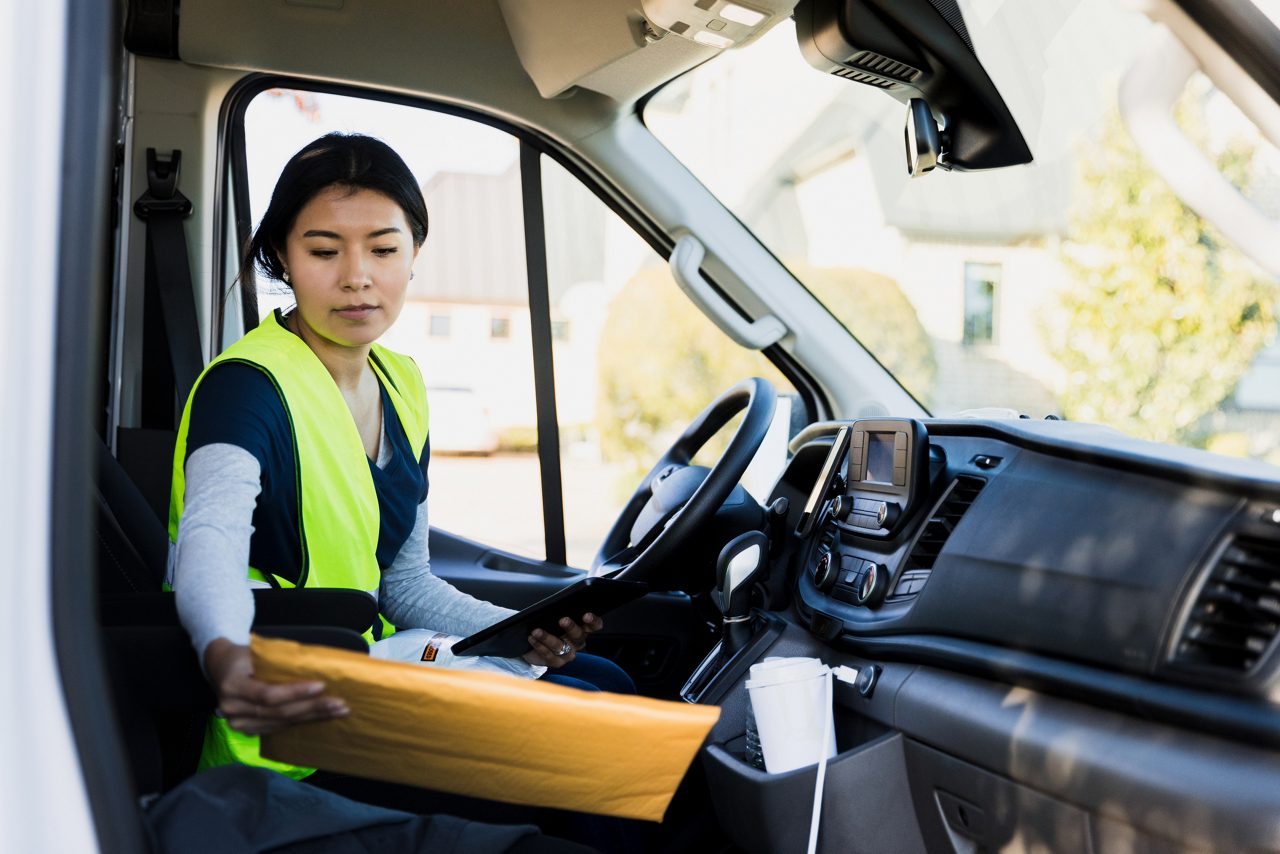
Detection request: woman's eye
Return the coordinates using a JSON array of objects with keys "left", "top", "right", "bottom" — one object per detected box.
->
[
  {"left": 373, "top": 247, "right": 398, "bottom": 256},
  {"left": 309, "top": 249, "right": 337, "bottom": 259}
]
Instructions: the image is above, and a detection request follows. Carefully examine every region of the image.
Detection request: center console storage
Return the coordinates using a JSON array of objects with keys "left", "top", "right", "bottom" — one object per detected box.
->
[{"left": 701, "top": 701, "right": 926, "bottom": 854}]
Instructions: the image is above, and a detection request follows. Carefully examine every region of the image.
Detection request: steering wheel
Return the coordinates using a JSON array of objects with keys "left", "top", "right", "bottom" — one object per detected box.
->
[{"left": 590, "top": 377, "right": 777, "bottom": 590}]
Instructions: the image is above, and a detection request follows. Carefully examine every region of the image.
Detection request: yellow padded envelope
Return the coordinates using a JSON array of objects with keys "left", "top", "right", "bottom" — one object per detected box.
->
[{"left": 253, "top": 635, "right": 720, "bottom": 821}]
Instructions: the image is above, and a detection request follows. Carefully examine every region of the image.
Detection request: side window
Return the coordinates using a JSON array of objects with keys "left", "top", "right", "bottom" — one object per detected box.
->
[
  {"left": 238, "top": 89, "right": 546, "bottom": 558},
  {"left": 236, "top": 88, "right": 800, "bottom": 569},
  {"left": 540, "top": 155, "right": 796, "bottom": 568}
]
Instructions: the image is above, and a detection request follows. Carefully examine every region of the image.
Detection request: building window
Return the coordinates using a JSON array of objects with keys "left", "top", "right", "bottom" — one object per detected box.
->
[
  {"left": 550, "top": 320, "right": 570, "bottom": 342},
  {"left": 963, "top": 262, "right": 1000, "bottom": 345},
  {"left": 490, "top": 316, "right": 511, "bottom": 340},
  {"left": 429, "top": 312, "right": 451, "bottom": 338}
]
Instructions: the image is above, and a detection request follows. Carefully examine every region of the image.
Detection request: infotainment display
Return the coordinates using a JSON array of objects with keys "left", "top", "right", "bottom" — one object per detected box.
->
[
  {"left": 843, "top": 418, "right": 929, "bottom": 536},
  {"left": 864, "top": 432, "right": 895, "bottom": 484}
]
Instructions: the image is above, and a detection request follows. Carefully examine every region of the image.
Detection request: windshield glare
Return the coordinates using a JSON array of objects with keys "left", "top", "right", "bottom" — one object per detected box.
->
[{"left": 646, "top": 3, "right": 1280, "bottom": 464}]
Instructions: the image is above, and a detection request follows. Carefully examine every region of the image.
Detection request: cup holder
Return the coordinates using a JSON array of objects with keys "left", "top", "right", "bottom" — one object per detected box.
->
[{"left": 701, "top": 712, "right": 922, "bottom": 853}]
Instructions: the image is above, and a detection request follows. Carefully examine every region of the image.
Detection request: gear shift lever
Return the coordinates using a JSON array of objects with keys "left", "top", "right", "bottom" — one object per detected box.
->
[
  {"left": 681, "top": 530, "right": 779, "bottom": 704},
  {"left": 716, "top": 530, "right": 769, "bottom": 656}
]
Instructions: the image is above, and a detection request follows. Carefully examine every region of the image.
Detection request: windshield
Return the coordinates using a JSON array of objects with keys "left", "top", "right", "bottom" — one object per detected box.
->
[{"left": 646, "top": 2, "right": 1280, "bottom": 463}]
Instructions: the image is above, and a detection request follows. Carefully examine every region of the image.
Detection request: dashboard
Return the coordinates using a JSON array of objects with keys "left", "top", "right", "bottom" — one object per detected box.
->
[{"left": 775, "top": 417, "right": 1280, "bottom": 745}]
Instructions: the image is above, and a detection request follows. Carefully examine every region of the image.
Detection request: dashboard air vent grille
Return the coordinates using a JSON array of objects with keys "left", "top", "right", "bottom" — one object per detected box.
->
[
  {"left": 1173, "top": 536, "right": 1280, "bottom": 674},
  {"left": 903, "top": 476, "right": 986, "bottom": 571}
]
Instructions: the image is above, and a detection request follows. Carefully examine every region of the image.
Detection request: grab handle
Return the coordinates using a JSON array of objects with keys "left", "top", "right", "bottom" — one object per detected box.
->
[{"left": 669, "top": 233, "right": 787, "bottom": 350}]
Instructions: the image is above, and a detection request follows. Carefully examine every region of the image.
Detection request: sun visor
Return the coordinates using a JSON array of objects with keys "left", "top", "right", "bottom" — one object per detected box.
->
[
  {"left": 499, "top": 0, "right": 795, "bottom": 100},
  {"left": 254, "top": 635, "right": 720, "bottom": 822}
]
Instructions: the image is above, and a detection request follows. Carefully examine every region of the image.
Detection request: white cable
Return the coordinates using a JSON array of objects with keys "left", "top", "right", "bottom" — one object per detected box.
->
[{"left": 807, "top": 667, "right": 833, "bottom": 854}]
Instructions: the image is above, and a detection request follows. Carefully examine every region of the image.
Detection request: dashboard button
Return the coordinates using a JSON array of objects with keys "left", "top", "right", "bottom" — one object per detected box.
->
[{"left": 856, "top": 664, "right": 881, "bottom": 697}]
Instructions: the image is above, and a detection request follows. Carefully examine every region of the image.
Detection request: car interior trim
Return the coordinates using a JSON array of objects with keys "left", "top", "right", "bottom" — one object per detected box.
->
[
  {"left": 51, "top": 0, "right": 148, "bottom": 850},
  {"left": 817, "top": 628, "right": 1280, "bottom": 748}
]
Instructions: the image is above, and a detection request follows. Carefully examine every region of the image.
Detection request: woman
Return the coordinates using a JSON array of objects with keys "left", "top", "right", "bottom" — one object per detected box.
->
[{"left": 167, "top": 132, "right": 634, "bottom": 783}]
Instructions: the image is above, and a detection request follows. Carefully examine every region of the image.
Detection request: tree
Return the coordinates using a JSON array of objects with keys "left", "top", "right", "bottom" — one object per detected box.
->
[
  {"left": 1051, "top": 105, "right": 1277, "bottom": 445},
  {"left": 596, "top": 262, "right": 934, "bottom": 478}
]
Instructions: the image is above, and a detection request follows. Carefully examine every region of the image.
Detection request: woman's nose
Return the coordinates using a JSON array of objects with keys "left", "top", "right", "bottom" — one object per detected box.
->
[{"left": 340, "top": 254, "right": 372, "bottom": 289}]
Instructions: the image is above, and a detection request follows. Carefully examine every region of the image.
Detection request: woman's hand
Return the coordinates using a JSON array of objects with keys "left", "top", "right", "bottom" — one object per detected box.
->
[
  {"left": 522, "top": 613, "right": 604, "bottom": 668},
  {"left": 204, "top": 638, "right": 350, "bottom": 735}
]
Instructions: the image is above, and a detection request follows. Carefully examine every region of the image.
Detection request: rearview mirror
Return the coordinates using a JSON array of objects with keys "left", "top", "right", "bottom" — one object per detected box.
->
[
  {"left": 796, "top": 0, "right": 1031, "bottom": 171},
  {"left": 905, "top": 98, "right": 942, "bottom": 177}
]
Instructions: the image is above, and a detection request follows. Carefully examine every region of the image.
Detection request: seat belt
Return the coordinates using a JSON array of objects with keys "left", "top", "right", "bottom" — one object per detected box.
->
[{"left": 133, "top": 147, "right": 203, "bottom": 427}]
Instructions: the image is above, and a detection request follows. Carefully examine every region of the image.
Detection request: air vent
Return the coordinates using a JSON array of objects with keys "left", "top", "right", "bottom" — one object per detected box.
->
[
  {"left": 1173, "top": 536, "right": 1280, "bottom": 674},
  {"left": 848, "top": 51, "right": 921, "bottom": 83},
  {"left": 832, "top": 67, "right": 894, "bottom": 88},
  {"left": 903, "top": 476, "right": 986, "bottom": 571}
]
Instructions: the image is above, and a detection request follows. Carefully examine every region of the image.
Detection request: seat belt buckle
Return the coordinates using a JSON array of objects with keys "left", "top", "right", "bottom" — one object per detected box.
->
[{"left": 133, "top": 148, "right": 193, "bottom": 220}]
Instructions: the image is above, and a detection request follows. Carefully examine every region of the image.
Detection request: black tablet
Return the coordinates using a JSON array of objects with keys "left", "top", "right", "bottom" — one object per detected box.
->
[{"left": 451, "top": 577, "right": 649, "bottom": 658}]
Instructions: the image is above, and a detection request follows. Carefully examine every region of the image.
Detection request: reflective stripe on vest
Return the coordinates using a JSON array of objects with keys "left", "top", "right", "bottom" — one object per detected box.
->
[{"left": 168, "top": 310, "right": 428, "bottom": 777}]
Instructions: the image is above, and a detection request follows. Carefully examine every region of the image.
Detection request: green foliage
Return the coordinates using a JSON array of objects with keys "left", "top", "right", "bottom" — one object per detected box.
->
[
  {"left": 1051, "top": 107, "right": 1277, "bottom": 444},
  {"left": 791, "top": 261, "right": 936, "bottom": 408},
  {"left": 496, "top": 425, "right": 539, "bottom": 454},
  {"left": 595, "top": 263, "right": 934, "bottom": 481},
  {"left": 595, "top": 265, "right": 784, "bottom": 483}
]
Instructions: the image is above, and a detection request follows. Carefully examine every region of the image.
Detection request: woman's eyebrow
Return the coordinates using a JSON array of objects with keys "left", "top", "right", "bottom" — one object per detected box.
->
[{"left": 300, "top": 227, "right": 403, "bottom": 239}]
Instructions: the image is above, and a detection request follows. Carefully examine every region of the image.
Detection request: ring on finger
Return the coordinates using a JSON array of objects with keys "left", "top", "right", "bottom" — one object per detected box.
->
[{"left": 557, "top": 640, "right": 572, "bottom": 656}]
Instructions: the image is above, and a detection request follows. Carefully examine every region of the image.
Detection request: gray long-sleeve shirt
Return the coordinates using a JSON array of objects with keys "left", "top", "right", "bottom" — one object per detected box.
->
[{"left": 168, "top": 440, "right": 517, "bottom": 665}]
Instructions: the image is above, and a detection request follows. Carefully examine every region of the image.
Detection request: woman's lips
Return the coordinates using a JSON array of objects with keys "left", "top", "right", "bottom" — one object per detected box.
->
[{"left": 335, "top": 304, "right": 378, "bottom": 320}]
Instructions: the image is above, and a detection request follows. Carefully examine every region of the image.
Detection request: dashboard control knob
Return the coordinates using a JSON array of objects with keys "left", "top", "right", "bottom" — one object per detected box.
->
[
  {"left": 814, "top": 550, "right": 838, "bottom": 591},
  {"left": 855, "top": 562, "right": 889, "bottom": 606},
  {"left": 830, "top": 495, "right": 852, "bottom": 521},
  {"left": 856, "top": 664, "right": 881, "bottom": 698}
]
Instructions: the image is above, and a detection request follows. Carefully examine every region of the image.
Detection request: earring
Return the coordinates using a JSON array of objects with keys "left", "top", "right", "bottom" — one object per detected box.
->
[
  {"left": 410, "top": 272, "right": 415, "bottom": 281},
  {"left": 282, "top": 270, "right": 291, "bottom": 283}
]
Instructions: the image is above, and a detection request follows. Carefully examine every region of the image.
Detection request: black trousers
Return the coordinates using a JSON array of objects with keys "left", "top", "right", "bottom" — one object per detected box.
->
[{"left": 306, "top": 772, "right": 644, "bottom": 854}]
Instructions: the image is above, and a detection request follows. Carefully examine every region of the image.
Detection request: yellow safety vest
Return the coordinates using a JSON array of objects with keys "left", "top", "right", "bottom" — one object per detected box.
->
[{"left": 168, "top": 310, "right": 429, "bottom": 778}]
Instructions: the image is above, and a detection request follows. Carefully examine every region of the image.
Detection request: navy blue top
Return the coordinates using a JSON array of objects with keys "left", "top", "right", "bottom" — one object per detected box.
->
[{"left": 185, "top": 360, "right": 430, "bottom": 586}]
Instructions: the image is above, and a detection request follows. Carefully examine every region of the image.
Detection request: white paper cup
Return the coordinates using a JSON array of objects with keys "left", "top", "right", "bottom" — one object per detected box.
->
[{"left": 745, "top": 657, "right": 836, "bottom": 774}]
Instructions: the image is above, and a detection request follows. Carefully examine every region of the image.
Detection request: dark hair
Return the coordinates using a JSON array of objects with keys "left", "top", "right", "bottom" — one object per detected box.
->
[{"left": 246, "top": 132, "right": 428, "bottom": 283}]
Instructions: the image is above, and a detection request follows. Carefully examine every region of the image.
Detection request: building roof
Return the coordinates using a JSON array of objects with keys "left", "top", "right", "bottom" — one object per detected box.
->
[{"left": 411, "top": 163, "right": 605, "bottom": 305}]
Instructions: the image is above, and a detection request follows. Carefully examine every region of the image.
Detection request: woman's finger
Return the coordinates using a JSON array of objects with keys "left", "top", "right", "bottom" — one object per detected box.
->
[
  {"left": 222, "top": 693, "right": 346, "bottom": 721},
  {"left": 220, "top": 678, "right": 331, "bottom": 716},
  {"left": 582, "top": 613, "right": 604, "bottom": 634},
  {"left": 529, "top": 629, "right": 574, "bottom": 667},
  {"left": 222, "top": 695, "right": 348, "bottom": 734},
  {"left": 558, "top": 617, "right": 587, "bottom": 649},
  {"left": 248, "top": 679, "right": 327, "bottom": 707}
]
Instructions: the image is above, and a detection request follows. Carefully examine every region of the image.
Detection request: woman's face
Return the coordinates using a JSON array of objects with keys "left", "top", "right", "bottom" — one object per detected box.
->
[{"left": 279, "top": 185, "right": 419, "bottom": 350}]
